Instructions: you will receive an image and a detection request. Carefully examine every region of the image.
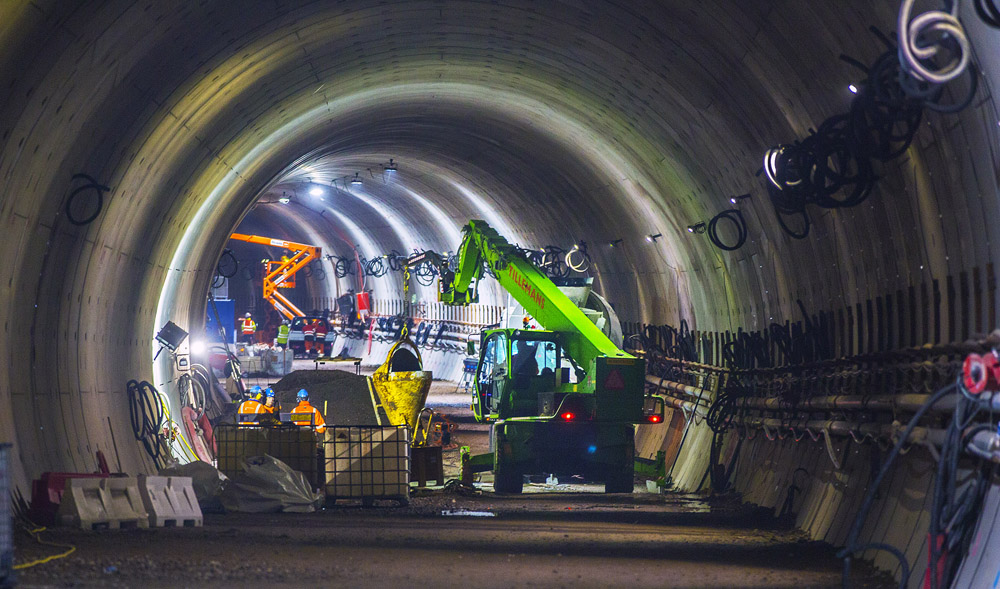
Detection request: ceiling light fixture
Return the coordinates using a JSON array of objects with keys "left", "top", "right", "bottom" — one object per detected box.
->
[
  {"left": 609, "top": 238, "right": 623, "bottom": 247},
  {"left": 350, "top": 173, "right": 362, "bottom": 186},
  {"left": 278, "top": 192, "right": 290, "bottom": 204},
  {"left": 687, "top": 223, "right": 706, "bottom": 234},
  {"left": 848, "top": 83, "right": 859, "bottom": 94},
  {"left": 729, "top": 193, "right": 751, "bottom": 204},
  {"left": 645, "top": 233, "right": 662, "bottom": 242},
  {"left": 384, "top": 158, "right": 397, "bottom": 172},
  {"left": 308, "top": 186, "right": 324, "bottom": 197}
]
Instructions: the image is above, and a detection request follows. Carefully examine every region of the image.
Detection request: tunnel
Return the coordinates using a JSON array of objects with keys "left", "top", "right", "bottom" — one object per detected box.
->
[{"left": 2, "top": 1, "right": 1000, "bottom": 587}]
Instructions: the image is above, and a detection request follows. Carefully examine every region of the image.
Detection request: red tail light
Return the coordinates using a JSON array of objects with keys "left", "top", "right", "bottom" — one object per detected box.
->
[
  {"left": 646, "top": 415, "right": 662, "bottom": 423},
  {"left": 561, "top": 412, "right": 575, "bottom": 421}
]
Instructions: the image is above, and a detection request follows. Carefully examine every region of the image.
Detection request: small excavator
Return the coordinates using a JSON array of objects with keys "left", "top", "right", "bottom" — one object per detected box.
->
[{"left": 432, "top": 220, "right": 664, "bottom": 493}]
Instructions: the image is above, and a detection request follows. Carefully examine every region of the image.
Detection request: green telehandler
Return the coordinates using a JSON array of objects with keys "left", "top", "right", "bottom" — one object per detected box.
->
[{"left": 421, "top": 220, "right": 663, "bottom": 493}]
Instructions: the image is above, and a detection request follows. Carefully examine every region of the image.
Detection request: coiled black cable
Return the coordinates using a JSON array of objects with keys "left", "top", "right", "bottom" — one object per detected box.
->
[
  {"left": 707, "top": 209, "right": 748, "bottom": 251},
  {"left": 975, "top": 0, "right": 1000, "bottom": 27},
  {"left": 65, "top": 174, "right": 110, "bottom": 226},
  {"left": 216, "top": 248, "right": 238, "bottom": 278},
  {"left": 366, "top": 256, "right": 387, "bottom": 277},
  {"left": 334, "top": 256, "right": 358, "bottom": 278},
  {"left": 311, "top": 263, "right": 327, "bottom": 281},
  {"left": 764, "top": 23, "right": 977, "bottom": 242},
  {"left": 387, "top": 250, "right": 404, "bottom": 272},
  {"left": 126, "top": 379, "right": 168, "bottom": 470}
]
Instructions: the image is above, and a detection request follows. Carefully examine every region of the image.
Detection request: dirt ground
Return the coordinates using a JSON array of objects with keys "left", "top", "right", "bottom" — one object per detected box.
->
[{"left": 12, "top": 365, "right": 895, "bottom": 588}]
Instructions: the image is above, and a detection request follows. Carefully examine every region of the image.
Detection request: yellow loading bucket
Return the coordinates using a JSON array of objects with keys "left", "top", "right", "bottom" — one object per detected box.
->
[{"left": 370, "top": 337, "right": 432, "bottom": 432}]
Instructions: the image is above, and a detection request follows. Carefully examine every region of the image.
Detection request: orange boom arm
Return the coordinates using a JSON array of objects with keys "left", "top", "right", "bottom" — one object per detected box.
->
[{"left": 229, "top": 233, "right": 321, "bottom": 320}]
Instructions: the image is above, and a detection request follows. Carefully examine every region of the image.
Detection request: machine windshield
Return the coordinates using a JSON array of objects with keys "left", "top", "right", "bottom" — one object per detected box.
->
[{"left": 511, "top": 338, "right": 558, "bottom": 377}]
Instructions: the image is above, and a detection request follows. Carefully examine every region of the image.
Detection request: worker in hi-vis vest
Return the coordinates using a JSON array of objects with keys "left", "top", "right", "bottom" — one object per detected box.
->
[
  {"left": 314, "top": 318, "right": 328, "bottom": 356},
  {"left": 241, "top": 312, "right": 256, "bottom": 345},
  {"left": 291, "top": 389, "right": 326, "bottom": 433},
  {"left": 276, "top": 320, "right": 290, "bottom": 347},
  {"left": 303, "top": 319, "right": 316, "bottom": 353},
  {"left": 238, "top": 386, "right": 268, "bottom": 426}
]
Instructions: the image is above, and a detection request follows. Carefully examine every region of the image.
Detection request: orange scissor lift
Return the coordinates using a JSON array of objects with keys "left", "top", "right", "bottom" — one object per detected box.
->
[{"left": 229, "top": 233, "right": 321, "bottom": 319}]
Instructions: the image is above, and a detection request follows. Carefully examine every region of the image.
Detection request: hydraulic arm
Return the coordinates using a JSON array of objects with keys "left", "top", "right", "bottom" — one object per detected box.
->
[
  {"left": 441, "top": 219, "right": 630, "bottom": 368},
  {"left": 229, "top": 233, "right": 321, "bottom": 320},
  {"left": 436, "top": 220, "right": 655, "bottom": 494}
]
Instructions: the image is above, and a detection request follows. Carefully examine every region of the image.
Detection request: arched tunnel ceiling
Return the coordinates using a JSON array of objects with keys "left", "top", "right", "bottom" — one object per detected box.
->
[{"left": 0, "top": 0, "right": 998, "bottom": 487}]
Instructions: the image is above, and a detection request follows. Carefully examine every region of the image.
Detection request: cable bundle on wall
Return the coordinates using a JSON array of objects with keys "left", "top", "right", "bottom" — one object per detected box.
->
[
  {"left": 837, "top": 378, "right": 997, "bottom": 589},
  {"left": 763, "top": 17, "right": 981, "bottom": 239}
]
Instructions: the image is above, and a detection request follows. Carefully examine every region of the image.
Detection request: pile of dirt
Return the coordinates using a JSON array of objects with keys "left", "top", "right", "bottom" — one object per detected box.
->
[{"left": 272, "top": 369, "right": 377, "bottom": 425}]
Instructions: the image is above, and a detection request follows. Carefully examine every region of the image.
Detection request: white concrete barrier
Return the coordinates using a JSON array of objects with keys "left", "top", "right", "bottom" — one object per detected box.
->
[
  {"left": 137, "top": 475, "right": 204, "bottom": 527},
  {"left": 59, "top": 477, "right": 149, "bottom": 530}
]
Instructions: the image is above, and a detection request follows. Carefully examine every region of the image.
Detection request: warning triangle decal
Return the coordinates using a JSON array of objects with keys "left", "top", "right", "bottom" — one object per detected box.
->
[{"left": 604, "top": 368, "right": 625, "bottom": 390}]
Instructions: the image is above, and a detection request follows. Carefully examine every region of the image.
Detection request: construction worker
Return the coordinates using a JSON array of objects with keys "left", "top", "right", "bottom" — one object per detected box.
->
[
  {"left": 237, "top": 385, "right": 267, "bottom": 425},
  {"left": 314, "top": 318, "right": 328, "bottom": 356},
  {"left": 263, "top": 387, "right": 278, "bottom": 413},
  {"left": 291, "top": 389, "right": 326, "bottom": 433},
  {"left": 241, "top": 312, "right": 257, "bottom": 345},
  {"left": 303, "top": 319, "right": 316, "bottom": 354},
  {"left": 276, "top": 320, "right": 290, "bottom": 348}
]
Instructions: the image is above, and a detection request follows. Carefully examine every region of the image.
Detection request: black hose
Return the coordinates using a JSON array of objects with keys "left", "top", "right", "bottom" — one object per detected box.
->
[
  {"left": 66, "top": 173, "right": 110, "bottom": 226},
  {"left": 838, "top": 383, "right": 956, "bottom": 589},
  {"left": 707, "top": 209, "right": 748, "bottom": 251},
  {"left": 975, "top": 0, "right": 1000, "bottom": 27},
  {"left": 216, "top": 248, "right": 238, "bottom": 278},
  {"left": 126, "top": 379, "right": 167, "bottom": 470}
]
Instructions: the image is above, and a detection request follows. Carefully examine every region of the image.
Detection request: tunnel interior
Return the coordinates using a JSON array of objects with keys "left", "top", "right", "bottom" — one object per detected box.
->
[{"left": 2, "top": 1, "right": 1000, "bottom": 586}]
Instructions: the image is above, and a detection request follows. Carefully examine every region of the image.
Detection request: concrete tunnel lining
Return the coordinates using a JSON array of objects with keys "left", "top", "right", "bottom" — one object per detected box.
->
[{"left": 1, "top": 1, "right": 1000, "bottom": 584}]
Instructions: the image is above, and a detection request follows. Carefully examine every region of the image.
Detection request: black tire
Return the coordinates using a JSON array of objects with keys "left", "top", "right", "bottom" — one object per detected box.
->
[
  {"left": 494, "top": 461, "right": 523, "bottom": 494},
  {"left": 605, "top": 447, "right": 635, "bottom": 494},
  {"left": 492, "top": 427, "right": 523, "bottom": 494}
]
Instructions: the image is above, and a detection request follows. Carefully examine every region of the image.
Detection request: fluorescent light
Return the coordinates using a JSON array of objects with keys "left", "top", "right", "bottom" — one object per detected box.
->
[
  {"left": 848, "top": 84, "right": 858, "bottom": 94},
  {"left": 278, "top": 197, "right": 290, "bottom": 204},
  {"left": 350, "top": 173, "right": 362, "bottom": 185},
  {"left": 309, "top": 186, "right": 324, "bottom": 197},
  {"left": 385, "top": 158, "right": 397, "bottom": 172}
]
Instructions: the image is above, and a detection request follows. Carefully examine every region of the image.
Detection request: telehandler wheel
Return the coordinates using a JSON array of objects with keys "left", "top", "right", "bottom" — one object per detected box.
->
[
  {"left": 493, "top": 459, "right": 523, "bottom": 494},
  {"left": 605, "top": 447, "right": 635, "bottom": 493}
]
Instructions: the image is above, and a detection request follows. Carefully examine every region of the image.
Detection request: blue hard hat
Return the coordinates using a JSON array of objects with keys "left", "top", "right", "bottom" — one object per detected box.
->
[
  {"left": 297, "top": 389, "right": 309, "bottom": 401},
  {"left": 265, "top": 387, "right": 275, "bottom": 398},
  {"left": 250, "top": 385, "right": 263, "bottom": 394}
]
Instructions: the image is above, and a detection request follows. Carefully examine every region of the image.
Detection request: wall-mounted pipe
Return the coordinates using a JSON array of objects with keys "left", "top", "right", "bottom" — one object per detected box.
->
[{"left": 644, "top": 375, "right": 714, "bottom": 402}]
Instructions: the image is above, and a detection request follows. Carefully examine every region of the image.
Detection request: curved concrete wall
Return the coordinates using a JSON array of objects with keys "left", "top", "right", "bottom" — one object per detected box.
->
[{"left": 1, "top": 1, "right": 998, "bottom": 580}]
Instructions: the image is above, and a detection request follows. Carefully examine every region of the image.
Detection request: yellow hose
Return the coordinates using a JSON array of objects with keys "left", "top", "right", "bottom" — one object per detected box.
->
[
  {"left": 13, "top": 527, "right": 76, "bottom": 570},
  {"left": 156, "top": 391, "right": 198, "bottom": 462}
]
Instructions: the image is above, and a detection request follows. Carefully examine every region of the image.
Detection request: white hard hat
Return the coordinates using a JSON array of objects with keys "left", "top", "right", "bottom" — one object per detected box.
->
[{"left": 245, "top": 312, "right": 251, "bottom": 317}]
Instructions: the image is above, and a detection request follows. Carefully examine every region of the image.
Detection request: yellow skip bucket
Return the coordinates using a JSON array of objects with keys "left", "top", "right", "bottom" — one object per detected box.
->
[{"left": 370, "top": 337, "right": 432, "bottom": 432}]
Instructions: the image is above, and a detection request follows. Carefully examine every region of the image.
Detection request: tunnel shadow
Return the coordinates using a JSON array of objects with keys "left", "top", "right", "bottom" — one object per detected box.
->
[{"left": 198, "top": 511, "right": 857, "bottom": 577}]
